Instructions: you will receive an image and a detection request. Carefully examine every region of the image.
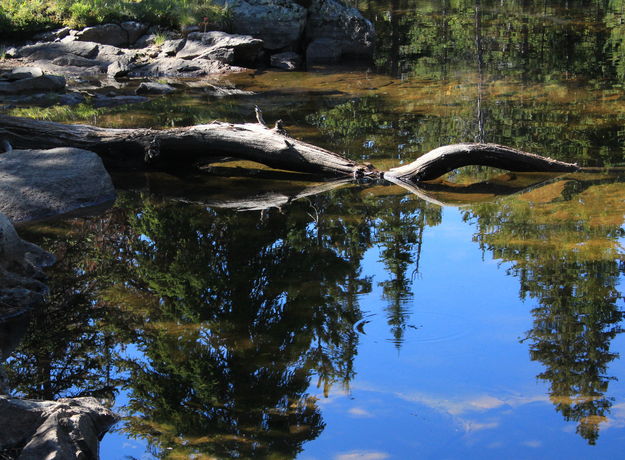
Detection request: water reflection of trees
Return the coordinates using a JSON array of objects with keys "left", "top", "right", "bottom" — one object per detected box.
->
[
  {"left": 8, "top": 186, "right": 435, "bottom": 458},
  {"left": 4, "top": 172, "right": 625, "bottom": 450},
  {"left": 464, "top": 177, "right": 625, "bottom": 444}
]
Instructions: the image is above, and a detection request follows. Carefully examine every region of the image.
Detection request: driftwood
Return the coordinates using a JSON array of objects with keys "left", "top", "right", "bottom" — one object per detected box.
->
[
  {"left": 0, "top": 114, "right": 579, "bottom": 181},
  {"left": 384, "top": 143, "right": 579, "bottom": 181}
]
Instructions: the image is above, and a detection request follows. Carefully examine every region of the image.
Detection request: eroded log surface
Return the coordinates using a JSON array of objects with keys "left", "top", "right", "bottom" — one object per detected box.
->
[
  {"left": 0, "top": 114, "right": 370, "bottom": 177},
  {"left": 0, "top": 115, "right": 580, "bottom": 181}
]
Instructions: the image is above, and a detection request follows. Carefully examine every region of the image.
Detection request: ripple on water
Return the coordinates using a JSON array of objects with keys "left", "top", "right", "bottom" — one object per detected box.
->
[{"left": 353, "top": 309, "right": 471, "bottom": 346}]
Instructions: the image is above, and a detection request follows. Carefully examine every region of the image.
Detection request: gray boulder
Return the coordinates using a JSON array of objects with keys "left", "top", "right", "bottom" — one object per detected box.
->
[
  {"left": 0, "top": 396, "right": 118, "bottom": 460},
  {"left": 271, "top": 51, "right": 302, "bottom": 70},
  {"left": 51, "top": 54, "right": 102, "bottom": 68},
  {"left": 128, "top": 57, "right": 235, "bottom": 77},
  {"left": 161, "top": 39, "right": 185, "bottom": 56},
  {"left": 306, "top": 0, "right": 374, "bottom": 58},
  {"left": 229, "top": 0, "right": 307, "bottom": 50},
  {"left": 0, "top": 74, "right": 66, "bottom": 94},
  {"left": 136, "top": 82, "right": 175, "bottom": 94},
  {"left": 0, "top": 148, "right": 116, "bottom": 223},
  {"left": 107, "top": 55, "right": 135, "bottom": 78},
  {"left": 33, "top": 27, "right": 71, "bottom": 42},
  {"left": 93, "top": 94, "right": 148, "bottom": 107},
  {"left": 306, "top": 38, "right": 343, "bottom": 65},
  {"left": 178, "top": 31, "right": 264, "bottom": 67},
  {"left": 15, "top": 41, "right": 99, "bottom": 60},
  {"left": 121, "top": 21, "right": 149, "bottom": 46},
  {"left": 0, "top": 66, "right": 44, "bottom": 81},
  {"left": 73, "top": 22, "right": 148, "bottom": 47}
]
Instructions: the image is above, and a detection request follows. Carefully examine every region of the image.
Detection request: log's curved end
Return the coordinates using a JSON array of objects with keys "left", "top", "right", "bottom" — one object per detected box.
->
[{"left": 384, "top": 143, "right": 580, "bottom": 182}]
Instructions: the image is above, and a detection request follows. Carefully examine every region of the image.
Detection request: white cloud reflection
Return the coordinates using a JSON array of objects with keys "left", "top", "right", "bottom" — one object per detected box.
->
[{"left": 334, "top": 450, "right": 390, "bottom": 460}]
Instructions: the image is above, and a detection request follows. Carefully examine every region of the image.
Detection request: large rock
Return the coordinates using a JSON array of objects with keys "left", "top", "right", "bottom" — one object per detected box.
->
[
  {"left": 228, "top": 0, "right": 307, "bottom": 50},
  {"left": 73, "top": 22, "right": 145, "bottom": 48},
  {"left": 51, "top": 54, "right": 102, "bottom": 68},
  {"left": 0, "top": 148, "right": 116, "bottom": 223},
  {"left": 306, "top": 0, "right": 375, "bottom": 58},
  {"left": 161, "top": 39, "right": 185, "bottom": 56},
  {"left": 0, "top": 396, "right": 118, "bottom": 460},
  {"left": 14, "top": 41, "right": 99, "bottom": 60},
  {"left": 1, "top": 67, "right": 44, "bottom": 81},
  {"left": 178, "top": 31, "right": 264, "bottom": 67},
  {"left": 120, "top": 21, "right": 149, "bottom": 46},
  {"left": 106, "top": 55, "right": 134, "bottom": 78},
  {"left": 128, "top": 57, "right": 236, "bottom": 77},
  {"left": 0, "top": 74, "right": 66, "bottom": 94},
  {"left": 33, "top": 27, "right": 71, "bottom": 42},
  {"left": 306, "top": 38, "right": 342, "bottom": 65}
]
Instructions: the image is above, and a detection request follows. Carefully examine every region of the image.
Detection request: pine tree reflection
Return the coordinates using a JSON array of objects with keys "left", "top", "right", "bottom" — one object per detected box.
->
[{"left": 464, "top": 177, "right": 625, "bottom": 444}]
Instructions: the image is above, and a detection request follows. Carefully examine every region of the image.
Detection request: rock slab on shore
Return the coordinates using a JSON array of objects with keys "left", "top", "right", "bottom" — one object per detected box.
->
[{"left": 0, "top": 148, "right": 116, "bottom": 223}]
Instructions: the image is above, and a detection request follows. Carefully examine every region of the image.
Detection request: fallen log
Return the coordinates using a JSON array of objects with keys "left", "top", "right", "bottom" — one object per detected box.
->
[
  {"left": 0, "top": 114, "right": 372, "bottom": 177},
  {"left": 0, "top": 114, "right": 579, "bottom": 181},
  {"left": 384, "top": 143, "right": 579, "bottom": 181}
]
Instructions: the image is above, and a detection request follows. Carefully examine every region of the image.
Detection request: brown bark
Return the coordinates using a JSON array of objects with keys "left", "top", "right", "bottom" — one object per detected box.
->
[{"left": 0, "top": 115, "right": 579, "bottom": 181}]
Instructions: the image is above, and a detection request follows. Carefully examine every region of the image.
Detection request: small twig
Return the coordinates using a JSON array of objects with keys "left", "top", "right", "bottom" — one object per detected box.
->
[{"left": 254, "top": 105, "right": 266, "bottom": 127}]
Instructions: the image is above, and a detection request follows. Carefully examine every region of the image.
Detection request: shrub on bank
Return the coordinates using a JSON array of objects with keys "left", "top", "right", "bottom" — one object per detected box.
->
[{"left": 0, "top": 0, "right": 230, "bottom": 38}]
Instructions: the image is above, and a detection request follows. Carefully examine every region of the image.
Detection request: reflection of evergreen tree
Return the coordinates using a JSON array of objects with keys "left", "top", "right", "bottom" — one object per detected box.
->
[
  {"left": 374, "top": 195, "right": 441, "bottom": 347},
  {"left": 464, "top": 178, "right": 625, "bottom": 444},
  {"left": 524, "top": 258, "right": 623, "bottom": 444},
  {"left": 7, "top": 187, "right": 379, "bottom": 458},
  {"left": 110, "top": 190, "right": 378, "bottom": 457}
]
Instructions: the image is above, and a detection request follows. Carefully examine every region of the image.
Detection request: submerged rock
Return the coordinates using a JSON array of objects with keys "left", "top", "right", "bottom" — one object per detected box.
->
[
  {"left": 0, "top": 148, "right": 116, "bottom": 223},
  {"left": 135, "top": 81, "right": 176, "bottom": 94},
  {"left": 0, "top": 396, "right": 118, "bottom": 460}
]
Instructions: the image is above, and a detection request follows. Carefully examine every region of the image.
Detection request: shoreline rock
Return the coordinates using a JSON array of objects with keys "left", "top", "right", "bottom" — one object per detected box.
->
[
  {"left": 0, "top": 148, "right": 116, "bottom": 223},
  {"left": 1, "top": 0, "right": 374, "bottom": 80},
  {"left": 0, "top": 396, "right": 118, "bottom": 460}
]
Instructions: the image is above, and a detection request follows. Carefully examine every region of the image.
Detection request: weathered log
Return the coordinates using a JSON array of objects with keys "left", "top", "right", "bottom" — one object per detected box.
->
[
  {"left": 0, "top": 114, "right": 579, "bottom": 180},
  {"left": 0, "top": 114, "right": 371, "bottom": 177},
  {"left": 384, "top": 143, "right": 579, "bottom": 182}
]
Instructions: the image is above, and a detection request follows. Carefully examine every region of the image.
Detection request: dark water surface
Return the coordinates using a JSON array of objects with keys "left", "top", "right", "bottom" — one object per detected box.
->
[{"left": 5, "top": 0, "right": 625, "bottom": 458}]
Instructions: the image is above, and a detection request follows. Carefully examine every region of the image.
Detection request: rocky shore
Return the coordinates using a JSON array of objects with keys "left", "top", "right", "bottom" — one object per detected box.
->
[{"left": 2, "top": 0, "right": 374, "bottom": 83}]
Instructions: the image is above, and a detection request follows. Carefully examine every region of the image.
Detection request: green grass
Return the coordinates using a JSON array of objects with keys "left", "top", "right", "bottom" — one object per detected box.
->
[{"left": 0, "top": 0, "right": 231, "bottom": 38}]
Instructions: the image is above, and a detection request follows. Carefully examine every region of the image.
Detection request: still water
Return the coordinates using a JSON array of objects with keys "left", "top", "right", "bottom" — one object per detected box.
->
[{"left": 5, "top": 0, "right": 625, "bottom": 458}]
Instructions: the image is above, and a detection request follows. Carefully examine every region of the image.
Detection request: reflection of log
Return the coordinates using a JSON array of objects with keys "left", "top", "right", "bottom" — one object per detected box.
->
[
  {"left": 384, "top": 143, "right": 579, "bottom": 181},
  {"left": 0, "top": 115, "right": 579, "bottom": 180},
  {"left": 386, "top": 173, "right": 571, "bottom": 207},
  {"left": 190, "top": 179, "right": 352, "bottom": 211}
]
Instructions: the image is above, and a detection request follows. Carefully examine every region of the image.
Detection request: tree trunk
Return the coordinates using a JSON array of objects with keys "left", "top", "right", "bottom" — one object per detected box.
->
[{"left": 0, "top": 114, "right": 579, "bottom": 181}]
